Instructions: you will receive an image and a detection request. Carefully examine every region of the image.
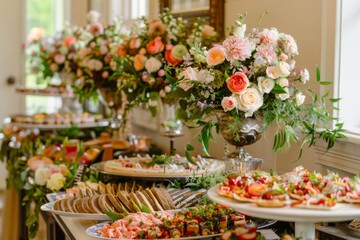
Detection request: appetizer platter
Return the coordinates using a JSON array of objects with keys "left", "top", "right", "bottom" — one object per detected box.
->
[
  {"left": 41, "top": 181, "right": 207, "bottom": 219},
  {"left": 90, "top": 155, "right": 226, "bottom": 179},
  {"left": 86, "top": 204, "right": 247, "bottom": 239},
  {"left": 7, "top": 112, "right": 108, "bottom": 129},
  {"left": 16, "top": 86, "right": 75, "bottom": 97},
  {"left": 208, "top": 166, "right": 360, "bottom": 239}
]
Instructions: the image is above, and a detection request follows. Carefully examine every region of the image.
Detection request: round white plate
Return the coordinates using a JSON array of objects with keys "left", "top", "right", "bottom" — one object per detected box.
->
[
  {"left": 207, "top": 186, "right": 360, "bottom": 222},
  {"left": 90, "top": 158, "right": 226, "bottom": 180},
  {"left": 86, "top": 221, "right": 221, "bottom": 240},
  {"left": 40, "top": 201, "right": 110, "bottom": 221}
]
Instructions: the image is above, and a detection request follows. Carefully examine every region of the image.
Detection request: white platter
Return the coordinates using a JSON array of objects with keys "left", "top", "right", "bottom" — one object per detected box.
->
[
  {"left": 86, "top": 221, "right": 221, "bottom": 240},
  {"left": 9, "top": 120, "right": 109, "bottom": 130},
  {"left": 207, "top": 186, "right": 360, "bottom": 223},
  {"left": 46, "top": 192, "right": 66, "bottom": 202},
  {"left": 90, "top": 158, "right": 226, "bottom": 180},
  {"left": 40, "top": 201, "right": 110, "bottom": 221}
]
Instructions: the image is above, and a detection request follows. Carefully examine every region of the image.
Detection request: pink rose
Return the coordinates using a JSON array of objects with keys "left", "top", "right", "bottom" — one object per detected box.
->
[
  {"left": 226, "top": 72, "right": 249, "bottom": 94},
  {"left": 89, "top": 22, "right": 104, "bottom": 36},
  {"left": 146, "top": 37, "right": 164, "bottom": 55},
  {"left": 134, "top": 54, "right": 146, "bottom": 71},
  {"left": 221, "top": 96, "right": 237, "bottom": 112}
]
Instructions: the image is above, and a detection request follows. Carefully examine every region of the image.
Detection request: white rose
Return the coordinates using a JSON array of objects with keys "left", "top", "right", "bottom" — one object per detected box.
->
[
  {"left": 27, "top": 27, "right": 45, "bottom": 42},
  {"left": 145, "top": 57, "right": 162, "bottom": 72},
  {"left": 87, "top": 10, "right": 101, "bottom": 23},
  {"left": 301, "top": 68, "right": 310, "bottom": 83},
  {"left": 276, "top": 78, "right": 289, "bottom": 87},
  {"left": 198, "top": 70, "right": 214, "bottom": 84},
  {"left": 46, "top": 172, "right": 66, "bottom": 191},
  {"left": 276, "top": 87, "right": 290, "bottom": 100},
  {"left": 236, "top": 88, "right": 263, "bottom": 117},
  {"left": 34, "top": 167, "right": 50, "bottom": 186},
  {"left": 278, "top": 61, "right": 290, "bottom": 77},
  {"left": 258, "top": 77, "right": 275, "bottom": 94},
  {"left": 266, "top": 65, "right": 281, "bottom": 79},
  {"left": 296, "top": 92, "right": 306, "bottom": 106}
]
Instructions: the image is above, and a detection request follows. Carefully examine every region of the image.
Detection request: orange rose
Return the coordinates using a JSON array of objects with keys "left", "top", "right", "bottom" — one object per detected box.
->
[
  {"left": 206, "top": 46, "right": 226, "bottom": 66},
  {"left": 64, "top": 36, "right": 76, "bottom": 48},
  {"left": 117, "top": 45, "right": 127, "bottom": 57},
  {"left": 134, "top": 54, "right": 146, "bottom": 71},
  {"left": 146, "top": 37, "right": 164, "bottom": 55},
  {"left": 226, "top": 72, "right": 249, "bottom": 94},
  {"left": 129, "top": 37, "right": 141, "bottom": 49},
  {"left": 165, "top": 47, "right": 182, "bottom": 66}
]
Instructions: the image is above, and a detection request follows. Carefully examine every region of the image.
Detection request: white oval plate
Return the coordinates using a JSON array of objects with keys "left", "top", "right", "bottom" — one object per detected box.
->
[
  {"left": 40, "top": 201, "right": 110, "bottom": 221},
  {"left": 86, "top": 221, "right": 221, "bottom": 240}
]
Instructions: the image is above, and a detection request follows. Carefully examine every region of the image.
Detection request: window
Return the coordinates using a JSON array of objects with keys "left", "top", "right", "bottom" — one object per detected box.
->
[
  {"left": 315, "top": 0, "right": 360, "bottom": 175},
  {"left": 25, "top": 0, "right": 65, "bottom": 115}
]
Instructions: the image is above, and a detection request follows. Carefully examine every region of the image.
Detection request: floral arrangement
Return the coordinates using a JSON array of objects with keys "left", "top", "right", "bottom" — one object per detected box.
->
[
  {"left": 171, "top": 14, "right": 344, "bottom": 159},
  {"left": 23, "top": 161, "right": 78, "bottom": 238},
  {"left": 118, "top": 9, "right": 219, "bottom": 114},
  {"left": 25, "top": 25, "right": 91, "bottom": 86},
  {"left": 74, "top": 11, "right": 135, "bottom": 101}
]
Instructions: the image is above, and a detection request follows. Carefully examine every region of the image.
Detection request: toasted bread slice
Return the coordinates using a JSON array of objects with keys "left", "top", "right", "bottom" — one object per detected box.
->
[
  {"left": 117, "top": 191, "right": 136, "bottom": 213},
  {"left": 159, "top": 188, "right": 175, "bottom": 209},
  {"left": 89, "top": 195, "right": 103, "bottom": 213},
  {"left": 146, "top": 188, "right": 164, "bottom": 211},
  {"left": 108, "top": 194, "right": 124, "bottom": 213},
  {"left": 151, "top": 187, "right": 170, "bottom": 210},
  {"left": 136, "top": 192, "right": 154, "bottom": 212},
  {"left": 141, "top": 190, "right": 157, "bottom": 211}
]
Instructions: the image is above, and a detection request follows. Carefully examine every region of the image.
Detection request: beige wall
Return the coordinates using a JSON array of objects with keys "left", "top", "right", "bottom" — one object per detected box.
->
[{"left": 133, "top": 0, "right": 342, "bottom": 174}]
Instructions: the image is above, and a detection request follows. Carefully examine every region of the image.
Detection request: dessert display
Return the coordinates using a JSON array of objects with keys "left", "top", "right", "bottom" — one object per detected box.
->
[
  {"left": 92, "top": 154, "right": 226, "bottom": 178},
  {"left": 16, "top": 85, "right": 74, "bottom": 97},
  {"left": 217, "top": 166, "right": 360, "bottom": 208},
  {"left": 90, "top": 204, "right": 247, "bottom": 239},
  {"left": 10, "top": 112, "right": 105, "bottom": 125}
]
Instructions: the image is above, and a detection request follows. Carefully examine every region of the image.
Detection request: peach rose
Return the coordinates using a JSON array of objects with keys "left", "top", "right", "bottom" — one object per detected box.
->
[
  {"left": 226, "top": 72, "right": 249, "bottom": 94},
  {"left": 117, "top": 45, "right": 127, "bottom": 57},
  {"left": 148, "top": 20, "right": 166, "bottom": 36},
  {"left": 129, "top": 37, "right": 141, "bottom": 49},
  {"left": 206, "top": 46, "right": 226, "bottom": 66},
  {"left": 134, "top": 54, "right": 146, "bottom": 71},
  {"left": 64, "top": 36, "right": 76, "bottom": 48},
  {"left": 221, "top": 96, "right": 237, "bottom": 112},
  {"left": 89, "top": 22, "right": 104, "bottom": 36},
  {"left": 146, "top": 37, "right": 164, "bottom": 55}
]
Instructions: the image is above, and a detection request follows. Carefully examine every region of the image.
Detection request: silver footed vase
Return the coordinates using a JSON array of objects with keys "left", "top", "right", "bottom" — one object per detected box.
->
[{"left": 218, "top": 111, "right": 264, "bottom": 173}]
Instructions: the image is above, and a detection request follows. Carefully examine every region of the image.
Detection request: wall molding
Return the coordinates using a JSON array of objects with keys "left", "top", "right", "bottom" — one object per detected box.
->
[{"left": 315, "top": 141, "right": 360, "bottom": 175}]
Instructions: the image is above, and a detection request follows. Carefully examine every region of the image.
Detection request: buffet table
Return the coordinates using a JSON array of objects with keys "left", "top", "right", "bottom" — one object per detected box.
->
[{"left": 208, "top": 187, "right": 360, "bottom": 240}]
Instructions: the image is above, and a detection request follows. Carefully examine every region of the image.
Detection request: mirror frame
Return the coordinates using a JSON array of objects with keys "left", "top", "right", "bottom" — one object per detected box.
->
[{"left": 159, "top": 0, "right": 225, "bottom": 37}]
